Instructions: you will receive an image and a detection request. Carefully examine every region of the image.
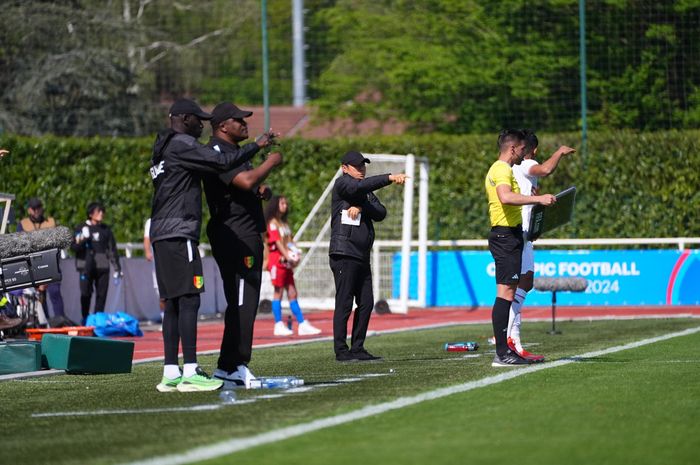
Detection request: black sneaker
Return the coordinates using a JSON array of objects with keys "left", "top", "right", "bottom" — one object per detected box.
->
[
  {"left": 351, "top": 349, "right": 383, "bottom": 361},
  {"left": 336, "top": 351, "right": 357, "bottom": 362},
  {"left": 491, "top": 350, "right": 532, "bottom": 367}
]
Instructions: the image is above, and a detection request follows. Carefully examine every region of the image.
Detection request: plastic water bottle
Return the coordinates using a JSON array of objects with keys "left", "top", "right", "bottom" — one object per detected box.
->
[
  {"left": 219, "top": 390, "right": 237, "bottom": 404},
  {"left": 249, "top": 376, "right": 304, "bottom": 389},
  {"left": 286, "top": 315, "right": 293, "bottom": 330},
  {"left": 444, "top": 342, "right": 479, "bottom": 352}
]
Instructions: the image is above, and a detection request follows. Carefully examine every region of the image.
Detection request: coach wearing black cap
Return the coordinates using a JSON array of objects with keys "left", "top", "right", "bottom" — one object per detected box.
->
[
  {"left": 203, "top": 102, "right": 282, "bottom": 388},
  {"left": 329, "top": 151, "right": 407, "bottom": 362},
  {"left": 150, "top": 98, "right": 276, "bottom": 393}
]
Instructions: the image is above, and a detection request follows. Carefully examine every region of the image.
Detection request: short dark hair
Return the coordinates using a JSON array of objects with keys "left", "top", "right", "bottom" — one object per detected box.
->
[
  {"left": 497, "top": 129, "right": 526, "bottom": 153},
  {"left": 86, "top": 201, "right": 105, "bottom": 218},
  {"left": 523, "top": 129, "right": 539, "bottom": 154}
]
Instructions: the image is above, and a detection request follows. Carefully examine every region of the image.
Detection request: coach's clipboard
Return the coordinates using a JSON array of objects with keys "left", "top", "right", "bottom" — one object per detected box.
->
[{"left": 527, "top": 186, "right": 577, "bottom": 241}]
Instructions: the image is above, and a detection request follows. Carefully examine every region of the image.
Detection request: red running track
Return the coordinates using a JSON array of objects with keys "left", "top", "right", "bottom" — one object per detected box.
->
[{"left": 123, "top": 305, "right": 700, "bottom": 362}]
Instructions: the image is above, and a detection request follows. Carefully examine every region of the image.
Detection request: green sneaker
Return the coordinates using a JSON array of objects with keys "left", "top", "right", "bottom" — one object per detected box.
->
[
  {"left": 177, "top": 367, "right": 223, "bottom": 392},
  {"left": 156, "top": 376, "right": 182, "bottom": 392}
]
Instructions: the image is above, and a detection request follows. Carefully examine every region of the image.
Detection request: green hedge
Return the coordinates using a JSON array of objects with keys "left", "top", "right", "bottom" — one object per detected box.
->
[{"left": 1, "top": 130, "right": 698, "bottom": 243}]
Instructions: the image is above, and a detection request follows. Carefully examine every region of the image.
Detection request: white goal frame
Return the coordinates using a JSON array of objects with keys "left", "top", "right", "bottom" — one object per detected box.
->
[
  {"left": 292, "top": 153, "right": 429, "bottom": 313},
  {"left": 0, "top": 192, "right": 15, "bottom": 235}
]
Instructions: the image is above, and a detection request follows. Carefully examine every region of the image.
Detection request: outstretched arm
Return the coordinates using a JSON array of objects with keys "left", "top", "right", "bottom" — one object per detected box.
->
[
  {"left": 336, "top": 172, "right": 407, "bottom": 197},
  {"left": 528, "top": 145, "right": 575, "bottom": 178}
]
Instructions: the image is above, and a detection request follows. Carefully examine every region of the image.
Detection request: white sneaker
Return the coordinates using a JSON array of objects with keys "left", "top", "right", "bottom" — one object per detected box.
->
[
  {"left": 274, "top": 321, "right": 293, "bottom": 336},
  {"left": 298, "top": 320, "right": 321, "bottom": 336},
  {"left": 213, "top": 364, "right": 257, "bottom": 389}
]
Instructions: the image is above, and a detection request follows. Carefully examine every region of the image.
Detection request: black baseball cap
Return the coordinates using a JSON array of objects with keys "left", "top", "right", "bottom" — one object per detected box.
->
[
  {"left": 27, "top": 197, "right": 43, "bottom": 209},
  {"left": 168, "top": 99, "right": 212, "bottom": 120},
  {"left": 210, "top": 102, "right": 253, "bottom": 127},
  {"left": 341, "top": 151, "right": 371, "bottom": 166}
]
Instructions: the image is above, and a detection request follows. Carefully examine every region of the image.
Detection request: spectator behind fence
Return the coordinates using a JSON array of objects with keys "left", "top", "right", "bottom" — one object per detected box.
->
[
  {"left": 71, "top": 202, "right": 121, "bottom": 324},
  {"left": 265, "top": 195, "right": 322, "bottom": 337},
  {"left": 16, "top": 197, "right": 66, "bottom": 318}
]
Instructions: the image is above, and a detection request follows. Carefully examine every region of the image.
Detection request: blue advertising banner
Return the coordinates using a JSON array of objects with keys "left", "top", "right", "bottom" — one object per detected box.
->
[{"left": 392, "top": 249, "right": 700, "bottom": 307}]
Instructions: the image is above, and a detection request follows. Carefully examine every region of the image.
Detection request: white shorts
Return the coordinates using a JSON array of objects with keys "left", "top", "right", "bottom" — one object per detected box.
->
[{"left": 521, "top": 239, "right": 534, "bottom": 273}]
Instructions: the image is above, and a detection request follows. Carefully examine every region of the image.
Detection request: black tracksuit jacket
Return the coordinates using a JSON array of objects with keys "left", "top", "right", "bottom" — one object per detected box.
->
[
  {"left": 329, "top": 173, "right": 391, "bottom": 262},
  {"left": 148, "top": 129, "right": 260, "bottom": 243}
]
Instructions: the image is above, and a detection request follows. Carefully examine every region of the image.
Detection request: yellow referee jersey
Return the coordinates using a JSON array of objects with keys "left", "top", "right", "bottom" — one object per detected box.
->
[{"left": 485, "top": 160, "right": 522, "bottom": 227}]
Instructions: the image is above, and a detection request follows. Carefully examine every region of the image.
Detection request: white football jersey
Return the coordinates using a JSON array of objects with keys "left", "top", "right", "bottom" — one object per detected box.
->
[{"left": 512, "top": 159, "right": 540, "bottom": 232}]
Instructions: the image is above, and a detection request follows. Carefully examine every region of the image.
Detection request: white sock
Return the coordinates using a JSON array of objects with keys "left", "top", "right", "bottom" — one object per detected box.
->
[
  {"left": 507, "top": 304, "right": 516, "bottom": 338},
  {"left": 183, "top": 363, "right": 198, "bottom": 378},
  {"left": 510, "top": 288, "right": 528, "bottom": 350},
  {"left": 163, "top": 364, "right": 181, "bottom": 380}
]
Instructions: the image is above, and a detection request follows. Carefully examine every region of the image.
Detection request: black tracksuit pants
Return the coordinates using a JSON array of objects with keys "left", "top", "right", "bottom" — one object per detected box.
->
[
  {"left": 330, "top": 254, "right": 374, "bottom": 355},
  {"left": 79, "top": 267, "right": 110, "bottom": 321},
  {"left": 208, "top": 223, "right": 263, "bottom": 372}
]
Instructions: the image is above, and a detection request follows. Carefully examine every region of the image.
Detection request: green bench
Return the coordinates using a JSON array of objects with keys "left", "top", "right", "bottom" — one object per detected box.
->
[{"left": 41, "top": 334, "right": 134, "bottom": 374}]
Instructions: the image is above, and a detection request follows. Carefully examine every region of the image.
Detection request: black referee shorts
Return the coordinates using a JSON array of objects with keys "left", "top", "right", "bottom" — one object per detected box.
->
[
  {"left": 488, "top": 225, "right": 524, "bottom": 285},
  {"left": 153, "top": 238, "right": 204, "bottom": 299}
]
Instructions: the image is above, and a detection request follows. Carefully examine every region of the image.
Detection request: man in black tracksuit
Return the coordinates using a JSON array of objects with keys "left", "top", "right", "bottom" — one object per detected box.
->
[
  {"left": 202, "top": 102, "right": 282, "bottom": 388},
  {"left": 329, "top": 151, "right": 406, "bottom": 362},
  {"left": 71, "top": 201, "right": 121, "bottom": 323},
  {"left": 149, "top": 98, "right": 276, "bottom": 393}
]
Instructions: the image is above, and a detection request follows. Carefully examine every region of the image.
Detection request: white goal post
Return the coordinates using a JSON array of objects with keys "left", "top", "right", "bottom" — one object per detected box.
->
[
  {"left": 291, "top": 153, "right": 429, "bottom": 314},
  {"left": 0, "top": 192, "right": 15, "bottom": 235}
]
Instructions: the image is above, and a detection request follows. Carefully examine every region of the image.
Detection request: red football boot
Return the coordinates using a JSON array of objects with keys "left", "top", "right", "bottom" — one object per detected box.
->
[{"left": 508, "top": 337, "right": 545, "bottom": 363}]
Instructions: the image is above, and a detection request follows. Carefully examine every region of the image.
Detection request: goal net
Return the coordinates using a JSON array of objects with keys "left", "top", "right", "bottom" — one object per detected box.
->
[{"left": 290, "top": 153, "right": 428, "bottom": 313}]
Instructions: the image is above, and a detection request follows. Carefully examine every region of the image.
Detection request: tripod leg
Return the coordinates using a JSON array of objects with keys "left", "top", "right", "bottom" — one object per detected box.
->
[{"left": 548, "top": 291, "right": 561, "bottom": 335}]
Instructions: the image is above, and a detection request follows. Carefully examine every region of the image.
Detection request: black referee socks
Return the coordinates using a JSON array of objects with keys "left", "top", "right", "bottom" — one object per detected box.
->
[{"left": 492, "top": 297, "right": 512, "bottom": 357}]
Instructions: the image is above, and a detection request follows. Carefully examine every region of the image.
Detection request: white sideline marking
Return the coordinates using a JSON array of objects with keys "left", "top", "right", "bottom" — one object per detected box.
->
[{"left": 120, "top": 326, "right": 700, "bottom": 465}]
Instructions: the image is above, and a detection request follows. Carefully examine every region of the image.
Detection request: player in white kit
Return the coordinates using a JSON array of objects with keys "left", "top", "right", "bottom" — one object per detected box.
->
[{"left": 509, "top": 131, "right": 575, "bottom": 361}]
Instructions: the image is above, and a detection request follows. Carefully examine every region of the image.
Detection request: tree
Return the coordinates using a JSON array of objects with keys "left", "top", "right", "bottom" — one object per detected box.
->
[
  {"left": 0, "top": 0, "right": 258, "bottom": 136},
  {"left": 308, "top": 0, "right": 700, "bottom": 133}
]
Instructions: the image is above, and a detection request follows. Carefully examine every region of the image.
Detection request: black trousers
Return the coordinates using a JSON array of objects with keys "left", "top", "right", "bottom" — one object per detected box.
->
[
  {"left": 208, "top": 223, "right": 263, "bottom": 372},
  {"left": 330, "top": 254, "right": 374, "bottom": 355},
  {"left": 79, "top": 268, "right": 109, "bottom": 320}
]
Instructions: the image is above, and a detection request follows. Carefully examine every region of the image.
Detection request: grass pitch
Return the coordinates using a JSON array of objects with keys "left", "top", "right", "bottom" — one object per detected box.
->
[{"left": 3, "top": 318, "right": 699, "bottom": 465}]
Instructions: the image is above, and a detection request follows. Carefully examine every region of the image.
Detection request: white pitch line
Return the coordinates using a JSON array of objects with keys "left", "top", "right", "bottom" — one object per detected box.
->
[{"left": 119, "top": 325, "right": 700, "bottom": 465}]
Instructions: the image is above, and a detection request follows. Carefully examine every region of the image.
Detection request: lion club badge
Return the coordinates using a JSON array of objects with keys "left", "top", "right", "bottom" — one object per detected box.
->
[
  {"left": 193, "top": 276, "right": 204, "bottom": 289},
  {"left": 243, "top": 256, "right": 255, "bottom": 269}
]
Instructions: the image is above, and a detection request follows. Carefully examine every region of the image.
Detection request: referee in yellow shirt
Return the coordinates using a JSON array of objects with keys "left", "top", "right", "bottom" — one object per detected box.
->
[{"left": 485, "top": 129, "right": 556, "bottom": 366}]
